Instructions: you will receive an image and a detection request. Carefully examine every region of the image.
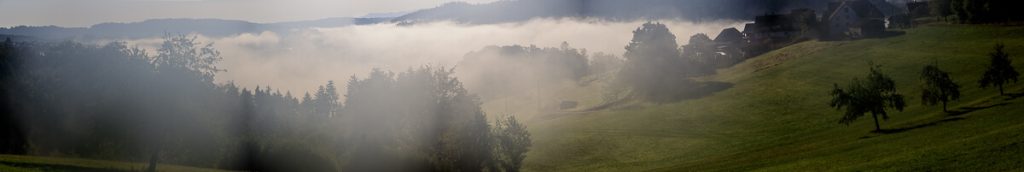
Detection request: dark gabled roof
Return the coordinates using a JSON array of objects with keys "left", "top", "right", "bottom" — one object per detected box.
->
[
  {"left": 827, "top": 0, "right": 885, "bottom": 21},
  {"left": 742, "top": 23, "right": 756, "bottom": 33},
  {"left": 827, "top": 1, "right": 849, "bottom": 21},
  {"left": 714, "top": 27, "right": 744, "bottom": 43}
]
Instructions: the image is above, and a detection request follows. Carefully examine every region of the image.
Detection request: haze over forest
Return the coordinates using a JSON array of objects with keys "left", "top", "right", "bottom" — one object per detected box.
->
[{"left": 3, "top": 0, "right": 1024, "bottom": 171}]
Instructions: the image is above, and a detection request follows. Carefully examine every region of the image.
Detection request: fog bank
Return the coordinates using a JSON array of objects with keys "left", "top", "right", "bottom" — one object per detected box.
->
[{"left": 123, "top": 19, "right": 744, "bottom": 94}]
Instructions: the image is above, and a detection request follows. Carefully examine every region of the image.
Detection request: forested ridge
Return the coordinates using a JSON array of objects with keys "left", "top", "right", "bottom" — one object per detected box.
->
[{"left": 0, "top": 36, "right": 531, "bottom": 171}]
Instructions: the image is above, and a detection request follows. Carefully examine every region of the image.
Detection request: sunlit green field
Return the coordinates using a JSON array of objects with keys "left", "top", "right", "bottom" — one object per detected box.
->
[{"left": 522, "top": 24, "right": 1024, "bottom": 171}]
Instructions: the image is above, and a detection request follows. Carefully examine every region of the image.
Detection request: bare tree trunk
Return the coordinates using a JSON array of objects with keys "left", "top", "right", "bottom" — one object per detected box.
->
[
  {"left": 999, "top": 85, "right": 1005, "bottom": 95},
  {"left": 872, "top": 113, "right": 881, "bottom": 132}
]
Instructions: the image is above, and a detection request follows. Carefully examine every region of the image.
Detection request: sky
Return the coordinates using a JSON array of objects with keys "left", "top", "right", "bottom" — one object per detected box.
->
[{"left": 0, "top": 0, "right": 496, "bottom": 27}]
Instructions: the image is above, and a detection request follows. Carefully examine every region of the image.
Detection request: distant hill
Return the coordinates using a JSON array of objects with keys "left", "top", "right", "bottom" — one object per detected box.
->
[
  {"left": 393, "top": 0, "right": 834, "bottom": 24},
  {"left": 392, "top": 0, "right": 910, "bottom": 24},
  {"left": 0, "top": 17, "right": 391, "bottom": 41}
]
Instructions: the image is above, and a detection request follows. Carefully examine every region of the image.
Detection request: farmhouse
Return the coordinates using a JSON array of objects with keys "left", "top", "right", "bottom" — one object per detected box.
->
[{"left": 824, "top": 0, "right": 888, "bottom": 39}]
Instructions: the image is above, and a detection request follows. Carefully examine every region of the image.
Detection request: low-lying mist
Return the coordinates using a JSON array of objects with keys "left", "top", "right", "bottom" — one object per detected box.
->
[
  {"left": 2, "top": 18, "right": 747, "bottom": 171},
  {"left": 121, "top": 19, "right": 744, "bottom": 95}
]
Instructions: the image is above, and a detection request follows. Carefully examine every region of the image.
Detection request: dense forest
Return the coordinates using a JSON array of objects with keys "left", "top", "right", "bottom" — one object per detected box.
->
[{"left": 928, "top": 0, "right": 1024, "bottom": 23}]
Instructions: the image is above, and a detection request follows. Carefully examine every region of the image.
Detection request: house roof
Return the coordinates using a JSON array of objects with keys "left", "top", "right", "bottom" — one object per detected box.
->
[
  {"left": 714, "top": 27, "right": 743, "bottom": 43},
  {"left": 827, "top": 0, "right": 885, "bottom": 21},
  {"left": 742, "top": 23, "right": 756, "bottom": 33},
  {"left": 827, "top": 1, "right": 855, "bottom": 21}
]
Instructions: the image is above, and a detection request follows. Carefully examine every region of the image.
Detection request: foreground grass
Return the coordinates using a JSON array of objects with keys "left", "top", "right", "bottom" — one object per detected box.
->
[
  {"left": 0, "top": 154, "right": 229, "bottom": 172},
  {"left": 522, "top": 24, "right": 1024, "bottom": 171}
]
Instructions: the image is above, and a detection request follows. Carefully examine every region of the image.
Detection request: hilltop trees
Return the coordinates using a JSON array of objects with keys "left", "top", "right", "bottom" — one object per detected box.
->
[
  {"left": 312, "top": 81, "right": 340, "bottom": 118},
  {"left": 147, "top": 34, "right": 226, "bottom": 172},
  {"left": 154, "top": 34, "right": 224, "bottom": 82},
  {"left": 830, "top": 64, "right": 907, "bottom": 132},
  {"left": 950, "top": 0, "right": 968, "bottom": 23},
  {"left": 979, "top": 43, "right": 1019, "bottom": 96},
  {"left": 920, "top": 63, "right": 961, "bottom": 112},
  {"left": 0, "top": 37, "right": 248, "bottom": 170},
  {"left": 930, "top": 0, "right": 952, "bottom": 21},
  {"left": 682, "top": 33, "right": 716, "bottom": 69},
  {"left": 457, "top": 43, "right": 589, "bottom": 99},
  {"left": 617, "top": 22, "right": 694, "bottom": 101},
  {"left": 946, "top": 0, "right": 1023, "bottom": 23},
  {"left": 0, "top": 38, "right": 534, "bottom": 171}
]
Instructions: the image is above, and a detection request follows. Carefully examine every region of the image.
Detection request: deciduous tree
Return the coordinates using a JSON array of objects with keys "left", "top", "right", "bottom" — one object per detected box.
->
[
  {"left": 979, "top": 43, "right": 1019, "bottom": 95},
  {"left": 920, "top": 63, "right": 960, "bottom": 112},
  {"left": 830, "top": 64, "right": 907, "bottom": 132}
]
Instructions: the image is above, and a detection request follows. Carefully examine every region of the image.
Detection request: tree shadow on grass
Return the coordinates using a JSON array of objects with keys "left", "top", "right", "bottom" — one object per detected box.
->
[
  {"left": 947, "top": 102, "right": 1011, "bottom": 116},
  {"left": 653, "top": 81, "right": 733, "bottom": 103},
  {"left": 871, "top": 117, "right": 966, "bottom": 134},
  {"left": 866, "top": 102, "right": 1010, "bottom": 136},
  {"left": 868, "top": 31, "right": 907, "bottom": 39},
  {"left": 1004, "top": 93, "right": 1024, "bottom": 101}
]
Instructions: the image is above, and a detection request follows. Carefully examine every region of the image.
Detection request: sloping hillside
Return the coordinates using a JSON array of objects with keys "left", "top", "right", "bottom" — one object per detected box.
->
[
  {"left": 0, "top": 155, "right": 228, "bottom": 172},
  {"left": 521, "top": 24, "right": 1024, "bottom": 171}
]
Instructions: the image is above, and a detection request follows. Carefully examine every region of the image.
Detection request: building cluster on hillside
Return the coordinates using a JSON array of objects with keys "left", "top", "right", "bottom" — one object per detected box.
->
[{"left": 696, "top": 0, "right": 924, "bottom": 68}]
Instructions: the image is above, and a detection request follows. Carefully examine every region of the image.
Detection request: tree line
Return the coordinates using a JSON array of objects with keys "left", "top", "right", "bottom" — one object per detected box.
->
[
  {"left": 0, "top": 36, "right": 532, "bottom": 171},
  {"left": 829, "top": 43, "right": 1018, "bottom": 132},
  {"left": 612, "top": 22, "right": 719, "bottom": 102},
  {"left": 930, "top": 0, "right": 1024, "bottom": 23}
]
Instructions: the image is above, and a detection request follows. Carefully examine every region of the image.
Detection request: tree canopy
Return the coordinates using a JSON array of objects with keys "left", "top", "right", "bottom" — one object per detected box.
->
[
  {"left": 920, "top": 63, "right": 961, "bottom": 112},
  {"left": 979, "top": 43, "right": 1019, "bottom": 95},
  {"left": 0, "top": 38, "right": 533, "bottom": 171},
  {"left": 617, "top": 22, "right": 695, "bottom": 101},
  {"left": 830, "top": 64, "right": 907, "bottom": 132}
]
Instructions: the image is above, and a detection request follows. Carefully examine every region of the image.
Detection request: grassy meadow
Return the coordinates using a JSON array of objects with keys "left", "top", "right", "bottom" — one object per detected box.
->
[{"left": 520, "top": 24, "right": 1024, "bottom": 171}]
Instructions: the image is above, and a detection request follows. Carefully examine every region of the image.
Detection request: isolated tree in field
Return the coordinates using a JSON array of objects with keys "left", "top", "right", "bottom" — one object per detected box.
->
[
  {"left": 920, "top": 63, "right": 960, "bottom": 112},
  {"left": 493, "top": 115, "right": 531, "bottom": 172},
  {"left": 617, "top": 22, "right": 691, "bottom": 101},
  {"left": 830, "top": 65, "right": 907, "bottom": 132},
  {"left": 979, "top": 43, "right": 1019, "bottom": 95}
]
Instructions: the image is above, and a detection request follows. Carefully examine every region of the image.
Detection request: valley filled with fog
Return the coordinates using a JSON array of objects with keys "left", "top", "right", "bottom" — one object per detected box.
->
[
  {"left": 117, "top": 19, "right": 743, "bottom": 95},
  {"left": 5, "top": 0, "right": 1024, "bottom": 171}
]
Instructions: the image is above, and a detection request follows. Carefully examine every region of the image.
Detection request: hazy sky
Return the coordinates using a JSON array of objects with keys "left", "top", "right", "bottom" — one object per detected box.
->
[{"left": 0, "top": 0, "right": 496, "bottom": 27}]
